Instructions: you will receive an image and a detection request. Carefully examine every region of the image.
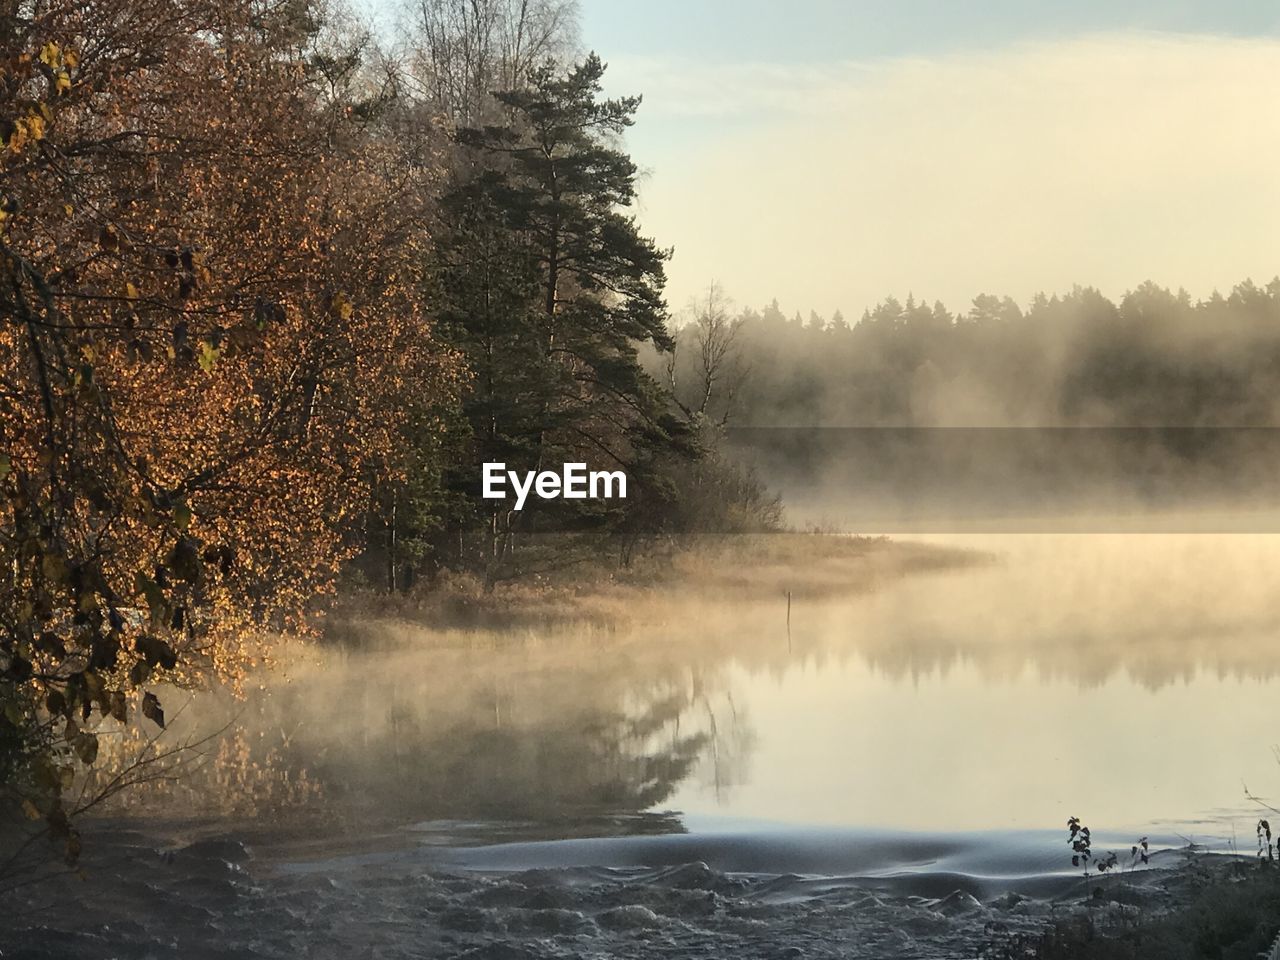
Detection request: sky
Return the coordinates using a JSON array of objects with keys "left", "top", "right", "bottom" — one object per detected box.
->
[{"left": 572, "top": 1, "right": 1280, "bottom": 321}]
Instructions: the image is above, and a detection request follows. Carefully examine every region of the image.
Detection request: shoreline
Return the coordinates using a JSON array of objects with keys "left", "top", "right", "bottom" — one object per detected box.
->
[
  {"left": 5, "top": 813, "right": 1277, "bottom": 960},
  {"left": 326, "top": 532, "right": 986, "bottom": 640}
]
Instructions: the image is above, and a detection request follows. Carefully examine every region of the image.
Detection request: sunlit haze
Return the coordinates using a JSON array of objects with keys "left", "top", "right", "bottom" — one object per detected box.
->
[
  {"left": 11, "top": 3, "right": 1280, "bottom": 956},
  {"left": 574, "top": 2, "right": 1280, "bottom": 317}
]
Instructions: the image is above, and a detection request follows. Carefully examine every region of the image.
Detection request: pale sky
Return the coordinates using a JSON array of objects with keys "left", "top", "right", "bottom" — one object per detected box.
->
[{"left": 575, "top": 2, "right": 1280, "bottom": 320}]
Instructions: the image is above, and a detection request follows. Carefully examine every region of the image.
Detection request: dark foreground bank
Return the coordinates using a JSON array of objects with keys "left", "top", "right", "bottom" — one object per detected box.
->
[{"left": 3, "top": 817, "right": 1279, "bottom": 960}]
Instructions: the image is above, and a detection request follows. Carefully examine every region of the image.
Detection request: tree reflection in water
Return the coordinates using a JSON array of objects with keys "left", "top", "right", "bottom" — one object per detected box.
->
[{"left": 92, "top": 533, "right": 1280, "bottom": 834}]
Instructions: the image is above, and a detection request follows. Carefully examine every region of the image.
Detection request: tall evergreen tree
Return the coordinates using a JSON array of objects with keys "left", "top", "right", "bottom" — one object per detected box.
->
[{"left": 436, "top": 53, "right": 688, "bottom": 579}]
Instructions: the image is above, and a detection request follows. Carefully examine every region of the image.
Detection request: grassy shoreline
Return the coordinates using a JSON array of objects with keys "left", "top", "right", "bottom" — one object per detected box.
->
[{"left": 327, "top": 532, "right": 987, "bottom": 640}]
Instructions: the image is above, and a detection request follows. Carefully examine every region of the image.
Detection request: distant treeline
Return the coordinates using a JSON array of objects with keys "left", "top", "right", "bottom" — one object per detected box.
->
[{"left": 667, "top": 280, "right": 1280, "bottom": 427}]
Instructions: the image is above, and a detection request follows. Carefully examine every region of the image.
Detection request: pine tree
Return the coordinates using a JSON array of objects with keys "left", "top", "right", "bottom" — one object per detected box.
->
[{"left": 437, "top": 53, "right": 688, "bottom": 578}]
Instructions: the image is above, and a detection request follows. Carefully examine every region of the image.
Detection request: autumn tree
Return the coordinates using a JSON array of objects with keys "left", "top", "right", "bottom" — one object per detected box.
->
[
  {"left": 404, "top": 0, "right": 579, "bottom": 126},
  {"left": 0, "top": 0, "right": 458, "bottom": 863}
]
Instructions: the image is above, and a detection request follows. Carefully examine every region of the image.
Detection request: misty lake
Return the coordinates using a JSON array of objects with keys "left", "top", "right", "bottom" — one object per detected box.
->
[
  {"left": 13, "top": 532, "right": 1280, "bottom": 960},
  {"left": 156, "top": 532, "right": 1280, "bottom": 868}
]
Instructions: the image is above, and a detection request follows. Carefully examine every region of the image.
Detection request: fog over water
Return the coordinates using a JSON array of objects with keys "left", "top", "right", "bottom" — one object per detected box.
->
[
  {"left": 10, "top": 529, "right": 1277, "bottom": 959},
  {"left": 143, "top": 529, "right": 1280, "bottom": 857}
]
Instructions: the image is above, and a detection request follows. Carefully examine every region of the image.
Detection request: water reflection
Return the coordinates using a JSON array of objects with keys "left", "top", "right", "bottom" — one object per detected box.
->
[
  {"left": 146, "top": 633, "right": 754, "bottom": 832},
  {"left": 138, "top": 534, "right": 1280, "bottom": 840}
]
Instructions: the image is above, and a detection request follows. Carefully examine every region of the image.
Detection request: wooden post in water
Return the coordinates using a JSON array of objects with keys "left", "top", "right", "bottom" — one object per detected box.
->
[{"left": 786, "top": 590, "right": 792, "bottom": 654}]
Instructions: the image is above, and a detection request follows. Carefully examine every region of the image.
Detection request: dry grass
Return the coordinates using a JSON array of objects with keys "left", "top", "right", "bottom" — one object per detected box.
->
[{"left": 326, "top": 533, "right": 984, "bottom": 645}]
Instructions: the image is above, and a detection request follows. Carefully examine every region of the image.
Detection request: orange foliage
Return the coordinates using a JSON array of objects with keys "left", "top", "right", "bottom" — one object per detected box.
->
[{"left": 0, "top": 0, "right": 460, "bottom": 853}]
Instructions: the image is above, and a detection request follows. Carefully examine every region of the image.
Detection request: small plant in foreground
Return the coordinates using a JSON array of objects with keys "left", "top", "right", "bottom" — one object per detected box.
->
[
  {"left": 1067, "top": 816, "right": 1095, "bottom": 877},
  {"left": 1067, "top": 818, "right": 1149, "bottom": 898}
]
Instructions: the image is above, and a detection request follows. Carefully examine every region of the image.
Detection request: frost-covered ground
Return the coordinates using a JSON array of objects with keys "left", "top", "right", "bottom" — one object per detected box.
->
[{"left": 0, "top": 820, "right": 1219, "bottom": 960}]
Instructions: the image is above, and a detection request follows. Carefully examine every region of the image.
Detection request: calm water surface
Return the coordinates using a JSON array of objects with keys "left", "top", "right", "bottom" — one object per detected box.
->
[
  {"left": 164, "top": 533, "right": 1280, "bottom": 860},
  {"left": 664, "top": 533, "right": 1280, "bottom": 837},
  {"left": 21, "top": 534, "right": 1274, "bottom": 960}
]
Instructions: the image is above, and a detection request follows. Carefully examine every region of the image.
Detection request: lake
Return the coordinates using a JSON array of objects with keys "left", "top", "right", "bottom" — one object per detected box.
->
[
  {"left": 10, "top": 532, "right": 1280, "bottom": 959},
  {"left": 169, "top": 532, "right": 1280, "bottom": 866}
]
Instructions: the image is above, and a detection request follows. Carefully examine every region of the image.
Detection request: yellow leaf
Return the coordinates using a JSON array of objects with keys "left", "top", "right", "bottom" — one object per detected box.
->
[
  {"left": 333, "top": 292, "right": 353, "bottom": 321},
  {"left": 55, "top": 71, "right": 71, "bottom": 95},
  {"left": 8, "top": 119, "right": 27, "bottom": 153},
  {"left": 62, "top": 48, "right": 79, "bottom": 70},
  {"left": 125, "top": 281, "right": 139, "bottom": 300},
  {"left": 21, "top": 799, "right": 41, "bottom": 821},
  {"left": 198, "top": 340, "right": 221, "bottom": 373},
  {"left": 25, "top": 113, "right": 45, "bottom": 141},
  {"left": 39, "top": 42, "right": 60, "bottom": 67},
  {"left": 63, "top": 203, "right": 73, "bottom": 217}
]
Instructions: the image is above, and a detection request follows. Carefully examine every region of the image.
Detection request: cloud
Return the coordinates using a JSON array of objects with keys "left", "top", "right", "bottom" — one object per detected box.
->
[{"left": 606, "top": 33, "right": 1280, "bottom": 319}]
